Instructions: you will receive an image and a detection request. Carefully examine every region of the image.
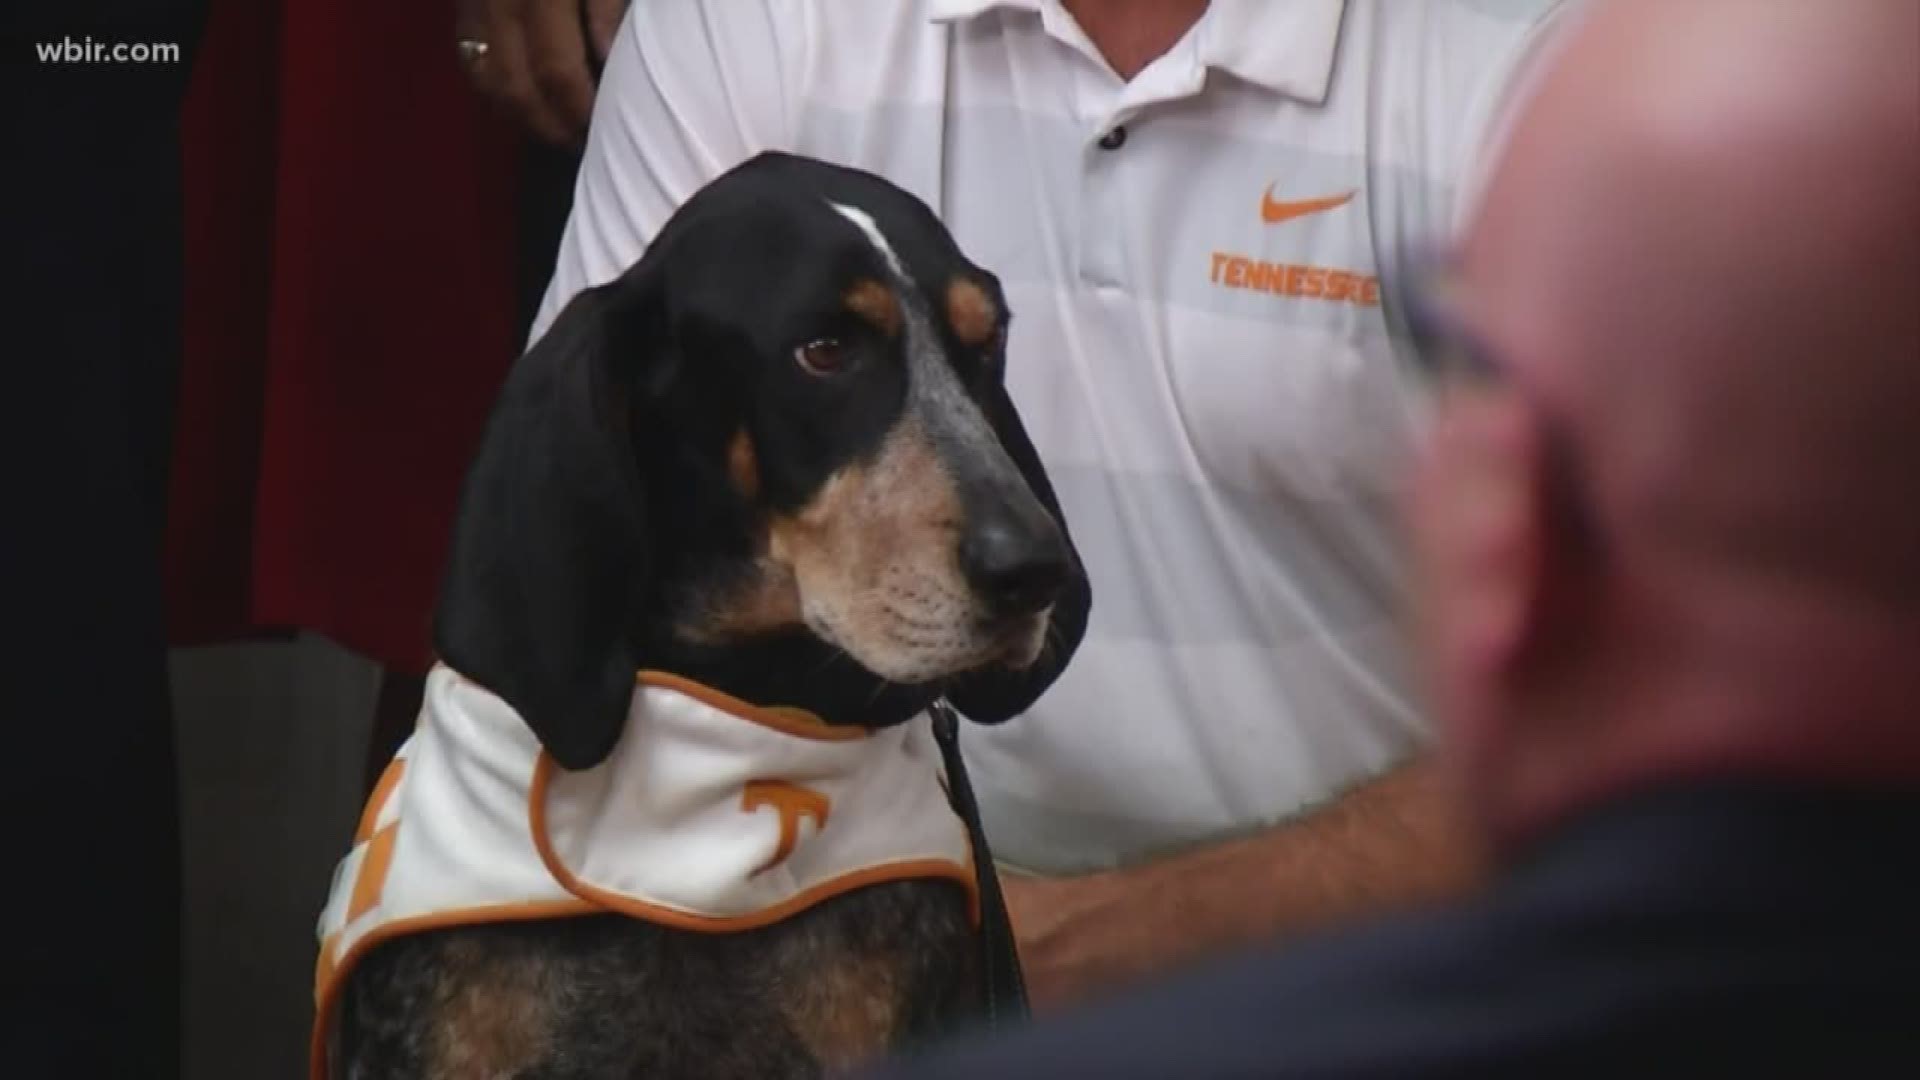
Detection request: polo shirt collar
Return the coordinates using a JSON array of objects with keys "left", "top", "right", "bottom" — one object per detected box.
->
[
  {"left": 927, "top": 0, "right": 1044, "bottom": 22},
  {"left": 928, "top": 0, "right": 1347, "bottom": 104}
]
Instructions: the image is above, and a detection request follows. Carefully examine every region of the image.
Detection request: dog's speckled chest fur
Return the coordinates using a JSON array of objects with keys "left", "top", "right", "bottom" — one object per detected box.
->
[{"left": 336, "top": 881, "right": 976, "bottom": 1079}]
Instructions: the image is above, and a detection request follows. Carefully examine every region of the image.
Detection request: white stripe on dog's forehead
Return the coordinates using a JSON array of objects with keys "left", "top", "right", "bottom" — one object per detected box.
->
[
  {"left": 828, "top": 200, "right": 907, "bottom": 277},
  {"left": 829, "top": 202, "right": 1008, "bottom": 479}
]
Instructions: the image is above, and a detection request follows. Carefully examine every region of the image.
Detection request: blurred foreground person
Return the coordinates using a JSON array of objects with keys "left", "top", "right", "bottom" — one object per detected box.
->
[{"left": 866, "top": 0, "right": 1920, "bottom": 1074}]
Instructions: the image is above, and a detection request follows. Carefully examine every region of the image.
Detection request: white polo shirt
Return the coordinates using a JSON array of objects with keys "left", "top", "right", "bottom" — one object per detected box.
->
[{"left": 535, "top": 0, "right": 1566, "bottom": 874}]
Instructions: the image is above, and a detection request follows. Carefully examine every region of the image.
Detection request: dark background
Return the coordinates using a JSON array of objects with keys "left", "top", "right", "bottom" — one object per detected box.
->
[{"left": 4, "top": 3, "right": 582, "bottom": 1075}]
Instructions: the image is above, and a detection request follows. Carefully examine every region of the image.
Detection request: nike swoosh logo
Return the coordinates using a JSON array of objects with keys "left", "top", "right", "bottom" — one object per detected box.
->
[{"left": 1260, "top": 186, "right": 1357, "bottom": 225}]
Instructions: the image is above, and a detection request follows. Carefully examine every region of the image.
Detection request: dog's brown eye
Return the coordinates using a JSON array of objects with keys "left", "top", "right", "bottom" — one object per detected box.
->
[{"left": 795, "top": 338, "right": 850, "bottom": 377}]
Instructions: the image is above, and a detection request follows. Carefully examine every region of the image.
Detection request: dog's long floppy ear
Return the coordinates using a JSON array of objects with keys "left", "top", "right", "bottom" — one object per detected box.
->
[
  {"left": 432, "top": 272, "right": 668, "bottom": 770},
  {"left": 948, "top": 383, "right": 1092, "bottom": 723}
]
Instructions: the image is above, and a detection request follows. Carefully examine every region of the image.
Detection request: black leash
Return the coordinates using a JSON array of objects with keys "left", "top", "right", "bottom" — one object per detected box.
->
[{"left": 928, "top": 698, "right": 1030, "bottom": 1029}]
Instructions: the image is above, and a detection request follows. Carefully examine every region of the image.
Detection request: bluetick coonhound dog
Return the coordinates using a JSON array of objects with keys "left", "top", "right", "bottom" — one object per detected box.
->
[{"left": 314, "top": 152, "right": 1090, "bottom": 1079}]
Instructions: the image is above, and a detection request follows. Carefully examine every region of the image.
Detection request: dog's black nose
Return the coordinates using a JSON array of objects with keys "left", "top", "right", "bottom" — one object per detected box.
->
[{"left": 960, "top": 507, "right": 1071, "bottom": 617}]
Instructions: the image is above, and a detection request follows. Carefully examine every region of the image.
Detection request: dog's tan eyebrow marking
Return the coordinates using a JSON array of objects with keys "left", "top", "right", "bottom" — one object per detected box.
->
[
  {"left": 844, "top": 278, "right": 902, "bottom": 339},
  {"left": 945, "top": 278, "right": 999, "bottom": 347}
]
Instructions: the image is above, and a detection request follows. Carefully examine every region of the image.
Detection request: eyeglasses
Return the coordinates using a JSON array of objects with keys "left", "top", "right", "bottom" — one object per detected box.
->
[
  {"left": 1389, "top": 252, "right": 1511, "bottom": 388},
  {"left": 1385, "top": 253, "right": 1608, "bottom": 557}
]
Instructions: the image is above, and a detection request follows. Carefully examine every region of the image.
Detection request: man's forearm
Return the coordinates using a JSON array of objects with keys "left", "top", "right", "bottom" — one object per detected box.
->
[{"left": 1004, "top": 756, "right": 1479, "bottom": 1009}]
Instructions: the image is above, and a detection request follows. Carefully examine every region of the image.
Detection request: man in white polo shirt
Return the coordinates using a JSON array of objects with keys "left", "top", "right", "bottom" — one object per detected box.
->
[{"left": 524, "top": 0, "right": 1567, "bottom": 1006}]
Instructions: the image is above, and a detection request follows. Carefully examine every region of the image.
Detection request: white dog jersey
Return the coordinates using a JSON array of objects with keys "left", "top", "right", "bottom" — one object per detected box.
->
[{"left": 310, "top": 663, "right": 977, "bottom": 1078}]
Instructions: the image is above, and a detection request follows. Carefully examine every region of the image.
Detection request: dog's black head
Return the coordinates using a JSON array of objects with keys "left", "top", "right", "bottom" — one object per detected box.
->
[{"left": 434, "top": 152, "right": 1091, "bottom": 769}]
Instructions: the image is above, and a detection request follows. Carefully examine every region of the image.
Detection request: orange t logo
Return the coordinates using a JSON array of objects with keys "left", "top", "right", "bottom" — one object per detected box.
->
[{"left": 741, "top": 780, "right": 831, "bottom": 875}]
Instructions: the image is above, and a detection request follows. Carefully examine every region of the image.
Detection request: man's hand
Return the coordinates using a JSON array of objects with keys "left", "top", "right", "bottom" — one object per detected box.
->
[
  {"left": 1001, "top": 759, "right": 1482, "bottom": 1011},
  {"left": 455, "top": 0, "right": 631, "bottom": 145}
]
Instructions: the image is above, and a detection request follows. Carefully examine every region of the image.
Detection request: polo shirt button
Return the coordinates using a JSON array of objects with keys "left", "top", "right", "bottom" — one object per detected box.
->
[{"left": 1097, "top": 125, "right": 1128, "bottom": 150}]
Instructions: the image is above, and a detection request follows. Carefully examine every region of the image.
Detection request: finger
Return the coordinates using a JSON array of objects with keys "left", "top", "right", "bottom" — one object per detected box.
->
[
  {"left": 585, "top": 0, "right": 630, "bottom": 62},
  {"left": 523, "top": 0, "right": 597, "bottom": 137},
  {"left": 484, "top": 0, "right": 575, "bottom": 143}
]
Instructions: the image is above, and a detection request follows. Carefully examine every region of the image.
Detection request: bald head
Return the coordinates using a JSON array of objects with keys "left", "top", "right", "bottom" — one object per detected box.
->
[
  {"left": 1465, "top": 0, "right": 1920, "bottom": 648},
  {"left": 1431, "top": 0, "right": 1919, "bottom": 847}
]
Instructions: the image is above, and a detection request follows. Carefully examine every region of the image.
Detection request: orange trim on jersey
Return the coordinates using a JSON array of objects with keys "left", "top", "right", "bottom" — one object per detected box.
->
[
  {"left": 309, "top": 898, "right": 601, "bottom": 1080},
  {"left": 345, "top": 824, "right": 399, "bottom": 923},
  {"left": 353, "top": 758, "right": 406, "bottom": 844},
  {"left": 633, "top": 670, "right": 872, "bottom": 742},
  {"left": 529, "top": 752, "right": 981, "bottom": 932}
]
